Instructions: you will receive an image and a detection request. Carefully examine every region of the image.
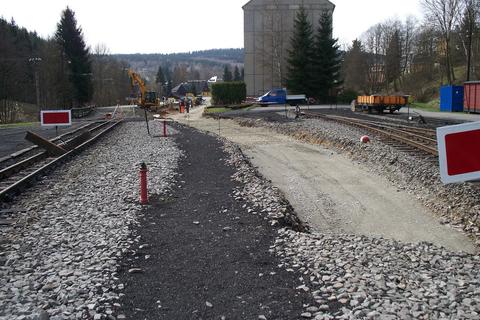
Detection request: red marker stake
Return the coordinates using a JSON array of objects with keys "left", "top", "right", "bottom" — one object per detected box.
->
[
  {"left": 140, "top": 162, "right": 148, "bottom": 205},
  {"left": 163, "top": 120, "right": 167, "bottom": 137}
]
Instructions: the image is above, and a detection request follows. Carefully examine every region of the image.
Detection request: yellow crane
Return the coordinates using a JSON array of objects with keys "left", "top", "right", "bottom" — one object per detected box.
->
[{"left": 127, "top": 69, "right": 159, "bottom": 109}]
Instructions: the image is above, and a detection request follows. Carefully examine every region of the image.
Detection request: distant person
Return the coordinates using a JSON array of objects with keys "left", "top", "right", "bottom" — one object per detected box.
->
[
  {"left": 186, "top": 100, "right": 191, "bottom": 113},
  {"left": 180, "top": 99, "right": 185, "bottom": 113},
  {"left": 295, "top": 105, "right": 301, "bottom": 119}
]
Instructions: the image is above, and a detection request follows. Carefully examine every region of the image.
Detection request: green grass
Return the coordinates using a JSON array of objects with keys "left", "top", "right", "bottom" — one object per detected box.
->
[
  {"left": 410, "top": 100, "right": 440, "bottom": 112},
  {"left": 204, "top": 107, "right": 228, "bottom": 114},
  {"left": 204, "top": 103, "right": 256, "bottom": 114},
  {"left": 0, "top": 121, "right": 38, "bottom": 129}
]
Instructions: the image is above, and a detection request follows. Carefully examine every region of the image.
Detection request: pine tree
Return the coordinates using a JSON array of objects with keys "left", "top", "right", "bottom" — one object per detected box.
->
[
  {"left": 55, "top": 7, "right": 92, "bottom": 106},
  {"left": 241, "top": 67, "right": 245, "bottom": 81},
  {"left": 155, "top": 66, "right": 165, "bottom": 85},
  {"left": 155, "top": 66, "right": 165, "bottom": 96},
  {"left": 166, "top": 80, "right": 173, "bottom": 96},
  {"left": 164, "top": 67, "right": 173, "bottom": 96},
  {"left": 223, "top": 65, "right": 233, "bottom": 82},
  {"left": 385, "top": 30, "right": 402, "bottom": 92},
  {"left": 233, "top": 65, "right": 241, "bottom": 81},
  {"left": 342, "top": 39, "right": 368, "bottom": 93},
  {"left": 311, "top": 11, "right": 342, "bottom": 102},
  {"left": 286, "top": 7, "right": 314, "bottom": 96}
]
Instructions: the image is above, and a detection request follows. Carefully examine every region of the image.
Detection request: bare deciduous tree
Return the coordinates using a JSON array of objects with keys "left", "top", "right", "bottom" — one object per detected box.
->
[
  {"left": 363, "top": 24, "right": 385, "bottom": 93},
  {"left": 458, "top": 0, "right": 479, "bottom": 80},
  {"left": 401, "top": 16, "right": 418, "bottom": 77},
  {"left": 422, "top": 0, "right": 463, "bottom": 84}
]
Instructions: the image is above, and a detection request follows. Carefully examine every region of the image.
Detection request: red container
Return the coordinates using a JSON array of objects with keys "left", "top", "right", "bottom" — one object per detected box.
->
[{"left": 464, "top": 81, "right": 480, "bottom": 113}]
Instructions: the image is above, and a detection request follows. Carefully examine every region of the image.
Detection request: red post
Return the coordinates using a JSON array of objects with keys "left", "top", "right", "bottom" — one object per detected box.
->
[
  {"left": 140, "top": 162, "right": 148, "bottom": 205},
  {"left": 163, "top": 120, "right": 167, "bottom": 137}
]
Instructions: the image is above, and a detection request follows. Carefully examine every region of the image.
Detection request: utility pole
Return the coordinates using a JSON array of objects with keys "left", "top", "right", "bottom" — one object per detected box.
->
[
  {"left": 29, "top": 57, "right": 42, "bottom": 119},
  {"left": 35, "top": 70, "right": 40, "bottom": 112}
]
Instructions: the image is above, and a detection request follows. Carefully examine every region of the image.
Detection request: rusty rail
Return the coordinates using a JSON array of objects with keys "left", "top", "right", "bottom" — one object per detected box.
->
[
  {"left": 303, "top": 112, "right": 438, "bottom": 156},
  {"left": 0, "top": 120, "right": 122, "bottom": 202}
]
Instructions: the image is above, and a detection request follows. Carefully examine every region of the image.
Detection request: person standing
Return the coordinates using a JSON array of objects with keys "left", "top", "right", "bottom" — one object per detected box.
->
[
  {"left": 295, "top": 105, "right": 301, "bottom": 119},
  {"left": 180, "top": 99, "right": 185, "bottom": 113}
]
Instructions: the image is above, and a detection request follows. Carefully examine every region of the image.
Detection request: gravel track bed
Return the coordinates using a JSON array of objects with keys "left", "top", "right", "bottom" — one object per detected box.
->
[
  {"left": 235, "top": 117, "right": 480, "bottom": 246},
  {"left": 221, "top": 118, "right": 480, "bottom": 319},
  {"left": 273, "top": 230, "right": 480, "bottom": 319},
  {"left": 303, "top": 109, "right": 464, "bottom": 129},
  {"left": 0, "top": 121, "right": 180, "bottom": 320}
]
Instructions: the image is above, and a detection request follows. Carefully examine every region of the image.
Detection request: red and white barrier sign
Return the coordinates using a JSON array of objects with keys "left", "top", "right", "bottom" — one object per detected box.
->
[
  {"left": 41, "top": 110, "right": 72, "bottom": 127},
  {"left": 437, "top": 121, "right": 480, "bottom": 184}
]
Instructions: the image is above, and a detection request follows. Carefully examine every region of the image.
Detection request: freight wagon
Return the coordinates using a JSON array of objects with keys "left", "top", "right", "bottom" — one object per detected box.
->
[
  {"left": 464, "top": 81, "right": 480, "bottom": 113},
  {"left": 352, "top": 95, "right": 408, "bottom": 114}
]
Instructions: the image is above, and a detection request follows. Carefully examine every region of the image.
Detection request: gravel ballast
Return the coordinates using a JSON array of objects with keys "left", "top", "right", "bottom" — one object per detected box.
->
[
  {"left": 0, "top": 121, "right": 180, "bottom": 320},
  {"left": 3, "top": 112, "right": 480, "bottom": 320},
  {"left": 273, "top": 229, "right": 480, "bottom": 319},
  {"left": 220, "top": 122, "right": 480, "bottom": 319},
  {"left": 235, "top": 116, "right": 480, "bottom": 245}
]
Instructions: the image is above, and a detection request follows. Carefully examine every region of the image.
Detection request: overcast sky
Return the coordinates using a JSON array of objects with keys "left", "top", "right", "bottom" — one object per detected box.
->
[{"left": 1, "top": 0, "right": 424, "bottom": 54}]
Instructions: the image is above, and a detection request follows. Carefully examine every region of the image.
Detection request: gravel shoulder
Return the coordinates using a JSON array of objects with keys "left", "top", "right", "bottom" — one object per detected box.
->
[
  {"left": 0, "top": 121, "right": 179, "bottom": 320},
  {"left": 247, "top": 142, "right": 473, "bottom": 251},
  {"left": 173, "top": 108, "right": 475, "bottom": 253}
]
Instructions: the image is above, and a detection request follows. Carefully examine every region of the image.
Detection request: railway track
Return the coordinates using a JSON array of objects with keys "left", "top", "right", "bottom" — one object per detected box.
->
[
  {"left": 303, "top": 112, "right": 439, "bottom": 157},
  {"left": 0, "top": 120, "right": 123, "bottom": 202},
  {"left": 0, "top": 121, "right": 105, "bottom": 171}
]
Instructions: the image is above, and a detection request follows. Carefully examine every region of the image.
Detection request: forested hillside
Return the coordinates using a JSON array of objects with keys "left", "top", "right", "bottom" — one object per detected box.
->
[
  {"left": 0, "top": 15, "right": 131, "bottom": 123},
  {"left": 115, "top": 48, "right": 244, "bottom": 86}
]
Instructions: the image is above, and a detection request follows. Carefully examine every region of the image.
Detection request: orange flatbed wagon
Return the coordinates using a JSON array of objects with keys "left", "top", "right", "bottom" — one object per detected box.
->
[{"left": 353, "top": 95, "right": 409, "bottom": 114}]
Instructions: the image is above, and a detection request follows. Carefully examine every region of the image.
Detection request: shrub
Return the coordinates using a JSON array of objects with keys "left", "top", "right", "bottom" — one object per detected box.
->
[
  {"left": 212, "top": 82, "right": 246, "bottom": 105},
  {"left": 337, "top": 89, "right": 358, "bottom": 103}
]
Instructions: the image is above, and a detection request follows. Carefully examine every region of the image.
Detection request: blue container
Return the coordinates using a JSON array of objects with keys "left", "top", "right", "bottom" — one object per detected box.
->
[{"left": 440, "top": 85, "right": 464, "bottom": 112}]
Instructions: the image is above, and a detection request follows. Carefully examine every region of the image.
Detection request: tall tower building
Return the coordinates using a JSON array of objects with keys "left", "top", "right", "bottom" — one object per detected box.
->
[{"left": 243, "top": 0, "right": 335, "bottom": 96}]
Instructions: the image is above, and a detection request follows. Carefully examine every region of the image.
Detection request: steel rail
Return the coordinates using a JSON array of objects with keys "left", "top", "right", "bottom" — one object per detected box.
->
[
  {"left": 326, "top": 114, "right": 437, "bottom": 136},
  {"left": 0, "top": 121, "right": 104, "bottom": 166},
  {"left": 303, "top": 112, "right": 438, "bottom": 156},
  {"left": 0, "top": 120, "right": 123, "bottom": 202},
  {"left": 358, "top": 123, "right": 437, "bottom": 145},
  {"left": 0, "top": 121, "right": 111, "bottom": 181}
]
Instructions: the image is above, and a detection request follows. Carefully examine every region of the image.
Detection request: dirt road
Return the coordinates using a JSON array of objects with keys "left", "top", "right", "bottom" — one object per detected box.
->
[{"left": 172, "top": 107, "right": 475, "bottom": 253}]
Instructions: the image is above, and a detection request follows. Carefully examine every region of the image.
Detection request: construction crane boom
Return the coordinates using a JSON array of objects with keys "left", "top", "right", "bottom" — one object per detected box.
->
[{"left": 127, "top": 69, "right": 159, "bottom": 109}]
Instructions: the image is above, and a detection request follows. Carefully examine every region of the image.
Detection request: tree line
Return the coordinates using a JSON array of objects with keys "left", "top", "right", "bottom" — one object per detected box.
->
[
  {"left": 115, "top": 49, "right": 244, "bottom": 65},
  {"left": 342, "top": 0, "right": 480, "bottom": 102},
  {"left": 222, "top": 65, "right": 244, "bottom": 82},
  {"left": 0, "top": 8, "right": 131, "bottom": 123},
  {"left": 119, "top": 49, "right": 245, "bottom": 99}
]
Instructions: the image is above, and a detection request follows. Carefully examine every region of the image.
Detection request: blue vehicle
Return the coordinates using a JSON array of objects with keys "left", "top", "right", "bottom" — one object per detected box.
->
[{"left": 257, "top": 88, "right": 307, "bottom": 106}]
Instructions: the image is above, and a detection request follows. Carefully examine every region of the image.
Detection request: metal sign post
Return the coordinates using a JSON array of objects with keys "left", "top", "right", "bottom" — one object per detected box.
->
[{"left": 144, "top": 109, "right": 150, "bottom": 135}]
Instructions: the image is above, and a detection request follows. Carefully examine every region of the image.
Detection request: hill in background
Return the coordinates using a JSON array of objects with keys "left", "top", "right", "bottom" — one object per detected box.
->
[{"left": 114, "top": 48, "right": 244, "bottom": 85}]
